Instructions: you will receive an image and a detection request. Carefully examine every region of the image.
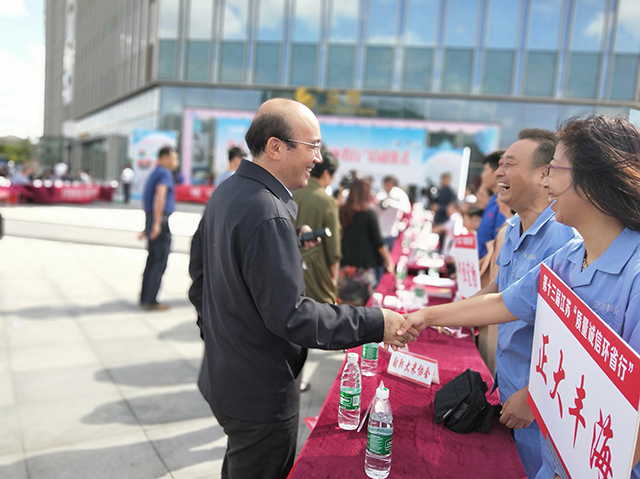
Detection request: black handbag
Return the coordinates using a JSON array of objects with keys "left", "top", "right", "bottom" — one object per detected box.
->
[{"left": 433, "top": 369, "right": 499, "bottom": 434}]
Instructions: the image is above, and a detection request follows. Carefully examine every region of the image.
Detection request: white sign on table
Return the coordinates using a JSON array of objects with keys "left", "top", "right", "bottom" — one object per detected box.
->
[
  {"left": 387, "top": 350, "right": 439, "bottom": 387},
  {"left": 529, "top": 264, "right": 640, "bottom": 479},
  {"left": 452, "top": 233, "right": 481, "bottom": 299}
]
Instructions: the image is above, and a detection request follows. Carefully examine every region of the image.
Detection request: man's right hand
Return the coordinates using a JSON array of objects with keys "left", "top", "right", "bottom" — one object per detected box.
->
[
  {"left": 381, "top": 308, "right": 419, "bottom": 349},
  {"left": 149, "top": 223, "right": 161, "bottom": 240}
]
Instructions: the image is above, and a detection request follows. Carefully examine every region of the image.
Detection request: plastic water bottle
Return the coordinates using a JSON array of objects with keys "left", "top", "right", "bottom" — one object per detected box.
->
[
  {"left": 395, "top": 256, "right": 408, "bottom": 291},
  {"left": 361, "top": 343, "right": 379, "bottom": 377},
  {"left": 338, "top": 352, "right": 361, "bottom": 430},
  {"left": 365, "top": 386, "right": 393, "bottom": 478}
]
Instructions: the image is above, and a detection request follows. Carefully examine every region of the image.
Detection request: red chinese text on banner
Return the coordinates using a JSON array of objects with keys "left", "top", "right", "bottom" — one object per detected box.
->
[
  {"left": 528, "top": 264, "right": 640, "bottom": 479},
  {"left": 452, "top": 233, "right": 481, "bottom": 299}
]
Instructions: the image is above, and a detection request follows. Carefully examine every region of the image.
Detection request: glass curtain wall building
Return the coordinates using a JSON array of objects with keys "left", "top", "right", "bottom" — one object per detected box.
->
[{"left": 43, "top": 0, "right": 640, "bottom": 182}]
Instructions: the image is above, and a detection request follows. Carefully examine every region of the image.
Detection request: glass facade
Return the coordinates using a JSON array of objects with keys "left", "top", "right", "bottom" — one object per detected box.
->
[{"left": 53, "top": 0, "right": 640, "bottom": 180}]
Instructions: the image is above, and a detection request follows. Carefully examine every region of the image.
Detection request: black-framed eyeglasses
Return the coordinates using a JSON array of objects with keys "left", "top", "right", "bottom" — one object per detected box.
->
[
  {"left": 283, "top": 138, "right": 322, "bottom": 154},
  {"left": 546, "top": 164, "right": 573, "bottom": 177}
]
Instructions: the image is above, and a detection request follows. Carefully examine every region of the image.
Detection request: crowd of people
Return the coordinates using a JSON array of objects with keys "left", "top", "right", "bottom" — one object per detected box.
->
[
  {"left": 131, "top": 97, "right": 640, "bottom": 479},
  {"left": 0, "top": 160, "right": 94, "bottom": 185}
]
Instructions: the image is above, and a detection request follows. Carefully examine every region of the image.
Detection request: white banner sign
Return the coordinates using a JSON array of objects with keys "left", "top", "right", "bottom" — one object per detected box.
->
[
  {"left": 529, "top": 264, "right": 640, "bottom": 479},
  {"left": 452, "top": 233, "right": 481, "bottom": 299}
]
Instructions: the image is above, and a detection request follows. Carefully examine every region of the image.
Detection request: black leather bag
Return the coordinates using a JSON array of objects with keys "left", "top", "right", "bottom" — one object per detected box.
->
[{"left": 433, "top": 369, "right": 499, "bottom": 434}]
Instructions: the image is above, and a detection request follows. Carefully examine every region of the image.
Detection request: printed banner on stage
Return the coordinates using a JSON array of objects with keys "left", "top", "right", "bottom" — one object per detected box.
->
[
  {"left": 452, "top": 234, "right": 481, "bottom": 299},
  {"left": 130, "top": 129, "right": 178, "bottom": 198},
  {"left": 529, "top": 264, "right": 640, "bottom": 479}
]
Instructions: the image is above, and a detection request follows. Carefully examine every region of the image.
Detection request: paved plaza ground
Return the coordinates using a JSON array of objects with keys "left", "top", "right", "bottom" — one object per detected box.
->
[{"left": 0, "top": 202, "right": 346, "bottom": 479}]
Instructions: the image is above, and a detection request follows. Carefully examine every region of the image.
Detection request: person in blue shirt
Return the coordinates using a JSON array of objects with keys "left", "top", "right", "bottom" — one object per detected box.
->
[
  {"left": 139, "top": 146, "right": 178, "bottom": 310},
  {"left": 477, "top": 150, "right": 506, "bottom": 259},
  {"left": 400, "top": 115, "right": 640, "bottom": 479}
]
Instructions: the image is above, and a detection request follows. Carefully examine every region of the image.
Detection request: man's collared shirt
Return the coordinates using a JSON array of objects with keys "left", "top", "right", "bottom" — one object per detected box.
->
[{"left": 494, "top": 204, "right": 579, "bottom": 403}]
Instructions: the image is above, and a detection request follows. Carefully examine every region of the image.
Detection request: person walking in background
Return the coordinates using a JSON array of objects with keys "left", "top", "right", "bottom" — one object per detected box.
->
[
  {"left": 188, "top": 98, "right": 416, "bottom": 479},
  {"left": 215, "top": 146, "right": 247, "bottom": 187},
  {"left": 431, "top": 172, "right": 456, "bottom": 225},
  {"left": 477, "top": 150, "right": 506, "bottom": 260},
  {"left": 339, "top": 176, "right": 394, "bottom": 306},
  {"left": 120, "top": 163, "right": 134, "bottom": 204},
  {"left": 139, "top": 146, "right": 178, "bottom": 311},
  {"left": 374, "top": 175, "right": 411, "bottom": 252}
]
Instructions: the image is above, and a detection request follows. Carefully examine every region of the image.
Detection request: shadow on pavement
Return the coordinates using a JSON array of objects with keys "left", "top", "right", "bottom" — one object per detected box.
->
[
  {"left": 0, "top": 426, "right": 224, "bottom": 479},
  {"left": 94, "top": 359, "right": 199, "bottom": 388},
  {"left": 83, "top": 390, "right": 212, "bottom": 426},
  {"left": 2, "top": 299, "right": 193, "bottom": 319}
]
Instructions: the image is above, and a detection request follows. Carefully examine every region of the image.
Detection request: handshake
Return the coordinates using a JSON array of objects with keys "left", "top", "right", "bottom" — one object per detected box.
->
[{"left": 380, "top": 308, "right": 429, "bottom": 349}]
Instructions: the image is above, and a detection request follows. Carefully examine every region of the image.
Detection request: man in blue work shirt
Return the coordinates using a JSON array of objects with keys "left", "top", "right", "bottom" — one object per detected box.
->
[
  {"left": 140, "top": 146, "right": 177, "bottom": 310},
  {"left": 488, "top": 129, "right": 579, "bottom": 478}
]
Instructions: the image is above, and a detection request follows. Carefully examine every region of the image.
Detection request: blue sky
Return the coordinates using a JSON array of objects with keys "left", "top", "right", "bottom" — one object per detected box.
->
[{"left": 0, "top": 0, "right": 44, "bottom": 140}]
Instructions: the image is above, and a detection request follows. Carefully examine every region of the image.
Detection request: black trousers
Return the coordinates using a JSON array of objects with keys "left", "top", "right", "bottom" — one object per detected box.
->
[
  {"left": 140, "top": 214, "right": 171, "bottom": 304},
  {"left": 123, "top": 183, "right": 131, "bottom": 203},
  {"left": 212, "top": 410, "right": 299, "bottom": 479}
]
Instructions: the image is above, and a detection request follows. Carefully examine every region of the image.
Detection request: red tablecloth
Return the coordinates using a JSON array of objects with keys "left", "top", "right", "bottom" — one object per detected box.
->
[
  {"left": 288, "top": 270, "right": 526, "bottom": 479},
  {"left": 175, "top": 184, "right": 214, "bottom": 204},
  {"left": 0, "top": 184, "right": 114, "bottom": 204}
]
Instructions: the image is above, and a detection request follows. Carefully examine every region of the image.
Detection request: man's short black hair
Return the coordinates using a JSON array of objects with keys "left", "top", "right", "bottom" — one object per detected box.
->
[
  {"left": 158, "top": 146, "right": 176, "bottom": 159},
  {"left": 245, "top": 113, "right": 294, "bottom": 158},
  {"left": 310, "top": 149, "right": 339, "bottom": 179},
  {"left": 228, "top": 147, "right": 247, "bottom": 163},
  {"left": 482, "top": 150, "right": 505, "bottom": 172}
]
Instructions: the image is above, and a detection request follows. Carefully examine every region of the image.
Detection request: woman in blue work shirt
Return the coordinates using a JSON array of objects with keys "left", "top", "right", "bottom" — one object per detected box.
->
[{"left": 401, "top": 115, "right": 640, "bottom": 479}]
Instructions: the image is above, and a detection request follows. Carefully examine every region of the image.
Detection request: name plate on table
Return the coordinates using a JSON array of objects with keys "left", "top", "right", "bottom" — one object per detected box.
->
[{"left": 387, "top": 350, "right": 439, "bottom": 386}]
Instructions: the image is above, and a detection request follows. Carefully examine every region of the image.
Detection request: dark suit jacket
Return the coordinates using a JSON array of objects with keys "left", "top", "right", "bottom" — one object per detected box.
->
[{"left": 189, "top": 160, "right": 384, "bottom": 422}]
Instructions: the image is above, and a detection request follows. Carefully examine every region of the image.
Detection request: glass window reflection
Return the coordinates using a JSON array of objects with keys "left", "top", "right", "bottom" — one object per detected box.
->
[
  {"left": 528, "top": 0, "right": 563, "bottom": 50},
  {"left": 223, "top": 0, "right": 249, "bottom": 41},
  {"left": 186, "top": 41, "right": 210, "bottom": 81},
  {"left": 485, "top": 0, "right": 519, "bottom": 48},
  {"left": 571, "top": 0, "right": 605, "bottom": 52},
  {"left": 403, "top": 48, "right": 432, "bottom": 91},
  {"left": 524, "top": 51, "right": 556, "bottom": 96},
  {"left": 369, "top": 0, "right": 397, "bottom": 44},
  {"left": 330, "top": 2, "right": 359, "bottom": 42},
  {"left": 566, "top": 52, "right": 599, "bottom": 98},
  {"left": 610, "top": 54, "right": 637, "bottom": 100},
  {"left": 445, "top": 0, "right": 478, "bottom": 47},
  {"left": 189, "top": 0, "right": 213, "bottom": 39},
  {"left": 442, "top": 48, "right": 473, "bottom": 92},
  {"left": 404, "top": 0, "right": 437, "bottom": 45},
  {"left": 159, "top": 0, "right": 179, "bottom": 39},
  {"left": 291, "top": 44, "right": 317, "bottom": 85},
  {"left": 258, "top": 0, "right": 284, "bottom": 42},
  {"left": 614, "top": 0, "right": 640, "bottom": 54},
  {"left": 158, "top": 40, "right": 177, "bottom": 79},
  {"left": 255, "top": 43, "right": 280, "bottom": 84},
  {"left": 293, "top": 0, "right": 321, "bottom": 42},
  {"left": 483, "top": 50, "right": 514, "bottom": 94},
  {"left": 364, "top": 47, "right": 393, "bottom": 89},
  {"left": 219, "top": 42, "right": 245, "bottom": 82},
  {"left": 326, "top": 45, "right": 355, "bottom": 87}
]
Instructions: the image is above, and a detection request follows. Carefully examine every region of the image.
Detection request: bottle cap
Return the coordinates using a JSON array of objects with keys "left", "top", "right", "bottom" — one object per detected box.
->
[
  {"left": 347, "top": 352, "right": 358, "bottom": 364},
  {"left": 376, "top": 386, "right": 389, "bottom": 400}
]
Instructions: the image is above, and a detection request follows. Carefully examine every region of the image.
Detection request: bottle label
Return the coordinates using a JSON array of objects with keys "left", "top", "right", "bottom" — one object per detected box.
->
[
  {"left": 362, "top": 343, "right": 378, "bottom": 360},
  {"left": 367, "top": 427, "right": 393, "bottom": 455},
  {"left": 339, "top": 389, "right": 361, "bottom": 410}
]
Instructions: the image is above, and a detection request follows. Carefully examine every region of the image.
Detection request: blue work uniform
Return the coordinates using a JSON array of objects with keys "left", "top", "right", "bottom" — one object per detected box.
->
[
  {"left": 477, "top": 194, "right": 506, "bottom": 258},
  {"left": 503, "top": 227, "right": 640, "bottom": 479},
  {"left": 494, "top": 204, "right": 579, "bottom": 479}
]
